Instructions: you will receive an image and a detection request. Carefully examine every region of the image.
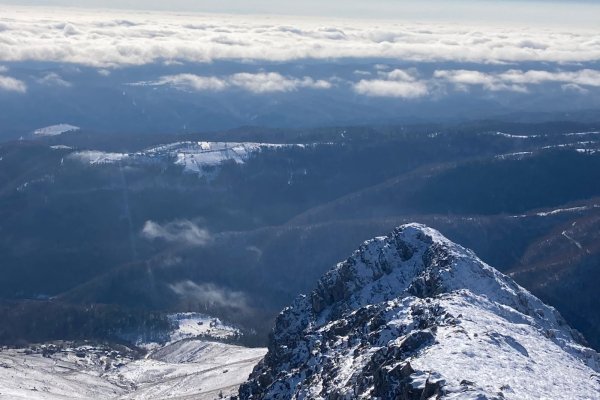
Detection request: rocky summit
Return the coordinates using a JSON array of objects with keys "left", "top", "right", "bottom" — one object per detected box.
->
[{"left": 238, "top": 223, "right": 600, "bottom": 399}]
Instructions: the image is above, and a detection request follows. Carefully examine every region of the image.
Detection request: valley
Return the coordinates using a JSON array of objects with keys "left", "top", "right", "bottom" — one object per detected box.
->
[{"left": 1, "top": 121, "right": 599, "bottom": 349}]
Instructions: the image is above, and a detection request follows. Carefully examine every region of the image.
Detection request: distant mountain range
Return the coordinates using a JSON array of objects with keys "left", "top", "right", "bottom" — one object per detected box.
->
[{"left": 0, "top": 120, "right": 599, "bottom": 351}]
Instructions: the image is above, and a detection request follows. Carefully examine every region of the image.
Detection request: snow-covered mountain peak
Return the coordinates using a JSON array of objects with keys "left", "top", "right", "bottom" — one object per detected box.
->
[
  {"left": 238, "top": 224, "right": 600, "bottom": 399},
  {"left": 285, "top": 224, "right": 574, "bottom": 342}
]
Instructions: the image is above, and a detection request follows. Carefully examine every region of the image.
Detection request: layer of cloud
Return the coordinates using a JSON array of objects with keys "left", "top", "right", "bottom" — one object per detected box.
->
[
  {"left": 0, "top": 75, "right": 26, "bottom": 93},
  {"left": 354, "top": 80, "right": 428, "bottom": 98},
  {"left": 229, "top": 72, "right": 331, "bottom": 93},
  {"left": 351, "top": 67, "right": 600, "bottom": 97},
  {"left": 169, "top": 280, "right": 250, "bottom": 312},
  {"left": 0, "top": 7, "right": 599, "bottom": 67},
  {"left": 434, "top": 70, "right": 528, "bottom": 92},
  {"left": 135, "top": 72, "right": 331, "bottom": 93},
  {"left": 498, "top": 69, "right": 600, "bottom": 87},
  {"left": 353, "top": 68, "right": 429, "bottom": 98},
  {"left": 141, "top": 219, "right": 211, "bottom": 246},
  {"left": 134, "top": 66, "right": 600, "bottom": 98},
  {"left": 435, "top": 69, "right": 600, "bottom": 93}
]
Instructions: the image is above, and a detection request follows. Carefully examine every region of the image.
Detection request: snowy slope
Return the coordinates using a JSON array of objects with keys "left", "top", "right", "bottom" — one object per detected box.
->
[
  {"left": 160, "top": 141, "right": 297, "bottom": 175},
  {"left": 239, "top": 223, "right": 600, "bottom": 399},
  {"left": 0, "top": 343, "right": 134, "bottom": 399},
  {"left": 69, "top": 150, "right": 129, "bottom": 164},
  {"left": 116, "top": 340, "right": 265, "bottom": 400},
  {"left": 0, "top": 313, "right": 266, "bottom": 400},
  {"left": 0, "top": 340, "right": 265, "bottom": 400}
]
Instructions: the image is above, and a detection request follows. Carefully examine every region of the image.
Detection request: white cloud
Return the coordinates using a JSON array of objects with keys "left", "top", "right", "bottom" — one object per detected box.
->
[
  {"left": 353, "top": 79, "right": 429, "bottom": 98},
  {"left": 169, "top": 280, "right": 250, "bottom": 312},
  {"left": 37, "top": 72, "right": 71, "bottom": 87},
  {"left": 0, "top": 7, "right": 598, "bottom": 67},
  {"left": 0, "top": 75, "right": 26, "bottom": 93},
  {"left": 135, "top": 72, "right": 331, "bottom": 93},
  {"left": 434, "top": 70, "right": 490, "bottom": 86},
  {"left": 229, "top": 72, "right": 331, "bottom": 93},
  {"left": 353, "top": 69, "right": 427, "bottom": 98},
  {"left": 434, "top": 69, "right": 528, "bottom": 92},
  {"left": 141, "top": 219, "right": 211, "bottom": 246},
  {"left": 498, "top": 69, "right": 600, "bottom": 87},
  {"left": 382, "top": 69, "right": 418, "bottom": 82},
  {"left": 435, "top": 69, "right": 600, "bottom": 93}
]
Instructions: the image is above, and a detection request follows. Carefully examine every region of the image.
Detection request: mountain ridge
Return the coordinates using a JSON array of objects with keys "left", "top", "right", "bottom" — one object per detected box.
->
[{"left": 238, "top": 223, "right": 600, "bottom": 399}]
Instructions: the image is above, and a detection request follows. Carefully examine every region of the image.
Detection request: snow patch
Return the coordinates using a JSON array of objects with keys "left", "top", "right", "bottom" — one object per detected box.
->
[
  {"left": 34, "top": 124, "right": 79, "bottom": 136},
  {"left": 561, "top": 230, "right": 584, "bottom": 250},
  {"left": 576, "top": 148, "right": 599, "bottom": 154},
  {"left": 166, "top": 313, "right": 240, "bottom": 343},
  {"left": 494, "top": 131, "right": 539, "bottom": 139},
  {"left": 69, "top": 150, "right": 128, "bottom": 165},
  {"left": 49, "top": 145, "right": 72, "bottom": 150},
  {"left": 564, "top": 130, "right": 600, "bottom": 136},
  {"left": 535, "top": 205, "right": 593, "bottom": 217},
  {"left": 495, "top": 151, "right": 533, "bottom": 160}
]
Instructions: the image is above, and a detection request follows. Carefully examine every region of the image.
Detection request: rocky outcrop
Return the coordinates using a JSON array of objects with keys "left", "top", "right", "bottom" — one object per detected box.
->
[{"left": 238, "top": 224, "right": 600, "bottom": 399}]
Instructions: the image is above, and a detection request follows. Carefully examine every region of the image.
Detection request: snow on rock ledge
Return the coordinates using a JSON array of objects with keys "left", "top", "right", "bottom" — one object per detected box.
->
[{"left": 238, "top": 223, "right": 600, "bottom": 399}]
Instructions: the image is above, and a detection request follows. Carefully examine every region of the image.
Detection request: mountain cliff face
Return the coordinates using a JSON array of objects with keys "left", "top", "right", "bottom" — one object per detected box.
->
[{"left": 238, "top": 224, "right": 600, "bottom": 399}]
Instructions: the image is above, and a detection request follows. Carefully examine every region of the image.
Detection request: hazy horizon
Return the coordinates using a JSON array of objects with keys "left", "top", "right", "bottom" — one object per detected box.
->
[
  {"left": 0, "top": 1, "right": 599, "bottom": 136},
  {"left": 1, "top": 1, "right": 600, "bottom": 26}
]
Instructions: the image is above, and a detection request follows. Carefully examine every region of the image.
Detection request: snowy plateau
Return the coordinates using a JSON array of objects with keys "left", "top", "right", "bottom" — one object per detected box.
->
[
  {"left": 238, "top": 224, "right": 600, "bottom": 400},
  {"left": 68, "top": 141, "right": 309, "bottom": 176}
]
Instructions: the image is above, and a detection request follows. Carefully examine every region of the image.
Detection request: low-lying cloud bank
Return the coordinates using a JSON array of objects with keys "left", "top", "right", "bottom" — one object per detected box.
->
[
  {"left": 354, "top": 68, "right": 600, "bottom": 98},
  {"left": 353, "top": 68, "right": 429, "bottom": 98},
  {"left": 169, "top": 281, "right": 250, "bottom": 313},
  {"left": 435, "top": 69, "right": 600, "bottom": 93},
  {"left": 133, "top": 72, "right": 331, "bottom": 93},
  {"left": 132, "top": 67, "right": 600, "bottom": 99},
  {"left": 0, "top": 67, "right": 26, "bottom": 93},
  {"left": 0, "top": 6, "right": 599, "bottom": 68}
]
